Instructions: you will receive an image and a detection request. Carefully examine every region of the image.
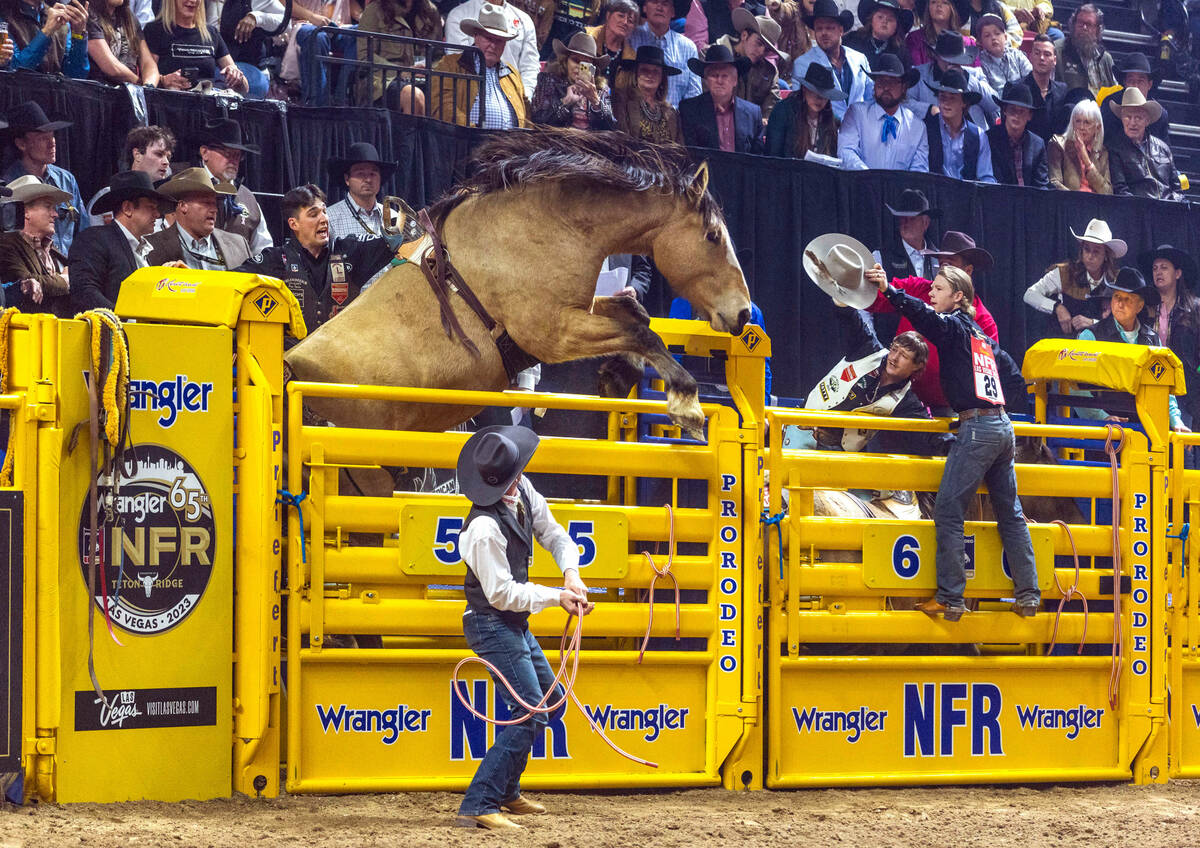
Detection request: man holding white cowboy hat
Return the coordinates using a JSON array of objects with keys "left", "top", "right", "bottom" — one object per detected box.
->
[
  {"left": 432, "top": 4, "right": 531, "bottom": 129},
  {"left": 1106, "top": 86, "right": 1185, "bottom": 201},
  {"left": 446, "top": 0, "right": 542, "bottom": 94}
]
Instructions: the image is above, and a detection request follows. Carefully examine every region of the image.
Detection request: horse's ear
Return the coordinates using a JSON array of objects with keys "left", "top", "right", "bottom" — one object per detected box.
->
[{"left": 686, "top": 162, "right": 710, "bottom": 208}]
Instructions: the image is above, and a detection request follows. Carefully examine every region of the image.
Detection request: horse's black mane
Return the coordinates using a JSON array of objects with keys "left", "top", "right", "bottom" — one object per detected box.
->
[{"left": 427, "top": 128, "right": 724, "bottom": 235}]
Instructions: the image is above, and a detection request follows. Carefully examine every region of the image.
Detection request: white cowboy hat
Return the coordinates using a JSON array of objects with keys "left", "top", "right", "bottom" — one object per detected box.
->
[
  {"left": 803, "top": 233, "right": 878, "bottom": 309},
  {"left": 6, "top": 174, "right": 70, "bottom": 206},
  {"left": 1070, "top": 218, "right": 1128, "bottom": 259},
  {"left": 1108, "top": 86, "right": 1164, "bottom": 125},
  {"left": 459, "top": 3, "right": 519, "bottom": 40}
]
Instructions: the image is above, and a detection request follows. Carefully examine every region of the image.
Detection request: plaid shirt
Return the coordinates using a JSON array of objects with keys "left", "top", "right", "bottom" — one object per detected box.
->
[
  {"left": 629, "top": 24, "right": 701, "bottom": 108},
  {"left": 469, "top": 63, "right": 520, "bottom": 130},
  {"left": 327, "top": 198, "right": 384, "bottom": 241}
]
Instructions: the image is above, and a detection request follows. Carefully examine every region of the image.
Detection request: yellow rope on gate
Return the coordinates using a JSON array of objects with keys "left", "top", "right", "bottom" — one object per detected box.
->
[
  {"left": 0, "top": 307, "right": 17, "bottom": 486},
  {"left": 76, "top": 309, "right": 130, "bottom": 448}
]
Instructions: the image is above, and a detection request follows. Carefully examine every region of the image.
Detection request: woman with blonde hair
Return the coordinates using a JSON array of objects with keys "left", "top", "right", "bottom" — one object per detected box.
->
[
  {"left": 1024, "top": 218, "right": 1125, "bottom": 338},
  {"left": 906, "top": 0, "right": 975, "bottom": 65},
  {"left": 142, "top": 0, "right": 248, "bottom": 91},
  {"left": 1048, "top": 98, "right": 1111, "bottom": 193}
]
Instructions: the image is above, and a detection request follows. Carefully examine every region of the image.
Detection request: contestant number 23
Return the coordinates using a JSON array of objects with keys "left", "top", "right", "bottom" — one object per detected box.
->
[{"left": 433, "top": 516, "right": 597, "bottom": 566}]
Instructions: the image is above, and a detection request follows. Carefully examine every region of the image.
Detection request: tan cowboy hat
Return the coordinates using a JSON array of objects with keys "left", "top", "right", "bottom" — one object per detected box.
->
[
  {"left": 731, "top": 8, "right": 782, "bottom": 56},
  {"left": 552, "top": 32, "right": 612, "bottom": 71},
  {"left": 803, "top": 233, "right": 878, "bottom": 310},
  {"left": 1070, "top": 218, "right": 1128, "bottom": 258},
  {"left": 459, "top": 2, "right": 519, "bottom": 40},
  {"left": 7, "top": 174, "right": 70, "bottom": 206},
  {"left": 156, "top": 167, "right": 238, "bottom": 199},
  {"left": 1108, "top": 85, "right": 1164, "bottom": 125}
]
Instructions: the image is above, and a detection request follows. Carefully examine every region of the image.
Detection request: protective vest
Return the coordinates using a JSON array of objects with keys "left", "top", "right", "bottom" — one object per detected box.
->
[{"left": 463, "top": 488, "right": 534, "bottom": 624}]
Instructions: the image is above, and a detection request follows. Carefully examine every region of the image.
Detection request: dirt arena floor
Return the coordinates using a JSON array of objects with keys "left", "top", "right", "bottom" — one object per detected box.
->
[{"left": 6, "top": 782, "right": 1200, "bottom": 847}]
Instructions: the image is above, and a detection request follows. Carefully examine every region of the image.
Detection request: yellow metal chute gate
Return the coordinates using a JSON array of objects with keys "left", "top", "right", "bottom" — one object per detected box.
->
[
  {"left": 282, "top": 319, "right": 769, "bottom": 793},
  {"left": 764, "top": 339, "right": 1178, "bottom": 787}
]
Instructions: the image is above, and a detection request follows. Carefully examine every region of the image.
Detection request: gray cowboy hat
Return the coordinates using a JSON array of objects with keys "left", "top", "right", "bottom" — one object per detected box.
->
[
  {"left": 803, "top": 233, "right": 879, "bottom": 309},
  {"left": 1138, "top": 244, "right": 1199, "bottom": 291},
  {"left": 91, "top": 170, "right": 176, "bottom": 216},
  {"left": 328, "top": 141, "right": 398, "bottom": 183},
  {"left": 552, "top": 31, "right": 612, "bottom": 71},
  {"left": 457, "top": 425, "right": 540, "bottom": 506},
  {"left": 6, "top": 175, "right": 70, "bottom": 206},
  {"left": 459, "top": 2, "right": 519, "bottom": 39},
  {"left": 1101, "top": 266, "right": 1160, "bottom": 308},
  {"left": 1108, "top": 85, "right": 1164, "bottom": 125}
]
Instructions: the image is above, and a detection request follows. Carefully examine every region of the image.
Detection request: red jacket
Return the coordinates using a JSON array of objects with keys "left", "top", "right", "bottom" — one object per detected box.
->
[{"left": 867, "top": 276, "right": 999, "bottom": 410}]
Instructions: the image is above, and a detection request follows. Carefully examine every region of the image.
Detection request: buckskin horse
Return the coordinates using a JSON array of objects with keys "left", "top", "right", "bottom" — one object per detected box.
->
[{"left": 285, "top": 130, "right": 752, "bottom": 483}]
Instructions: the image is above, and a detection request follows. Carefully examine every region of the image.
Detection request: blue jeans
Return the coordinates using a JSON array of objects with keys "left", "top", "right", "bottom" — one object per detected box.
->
[
  {"left": 932, "top": 413, "right": 1040, "bottom": 608},
  {"left": 459, "top": 609, "right": 565, "bottom": 816},
  {"left": 297, "top": 24, "right": 358, "bottom": 106},
  {"left": 236, "top": 62, "right": 270, "bottom": 99}
]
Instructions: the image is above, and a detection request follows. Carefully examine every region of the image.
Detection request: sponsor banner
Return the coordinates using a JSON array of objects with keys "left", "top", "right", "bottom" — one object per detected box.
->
[
  {"left": 0, "top": 492, "right": 21, "bottom": 772},
  {"left": 74, "top": 686, "right": 217, "bottom": 731}
]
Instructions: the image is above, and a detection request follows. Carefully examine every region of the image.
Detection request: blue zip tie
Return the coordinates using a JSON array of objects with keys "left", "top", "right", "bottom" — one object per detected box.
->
[
  {"left": 277, "top": 488, "right": 308, "bottom": 563},
  {"left": 761, "top": 509, "right": 786, "bottom": 580}
]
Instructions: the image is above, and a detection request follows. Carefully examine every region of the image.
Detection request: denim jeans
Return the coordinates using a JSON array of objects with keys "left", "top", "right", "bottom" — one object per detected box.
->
[
  {"left": 932, "top": 413, "right": 1040, "bottom": 608},
  {"left": 459, "top": 608, "right": 565, "bottom": 816},
  {"left": 297, "top": 24, "right": 358, "bottom": 106},
  {"left": 236, "top": 62, "right": 271, "bottom": 99}
]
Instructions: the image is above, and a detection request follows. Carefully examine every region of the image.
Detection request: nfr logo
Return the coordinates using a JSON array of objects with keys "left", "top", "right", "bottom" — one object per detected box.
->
[
  {"left": 903, "top": 683, "right": 1004, "bottom": 757},
  {"left": 450, "top": 680, "right": 569, "bottom": 761}
]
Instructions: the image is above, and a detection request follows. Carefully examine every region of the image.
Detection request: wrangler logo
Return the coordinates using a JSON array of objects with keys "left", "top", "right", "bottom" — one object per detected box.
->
[
  {"left": 791, "top": 706, "right": 887, "bottom": 743},
  {"left": 581, "top": 703, "right": 689, "bottom": 742},
  {"left": 315, "top": 703, "right": 431, "bottom": 745}
]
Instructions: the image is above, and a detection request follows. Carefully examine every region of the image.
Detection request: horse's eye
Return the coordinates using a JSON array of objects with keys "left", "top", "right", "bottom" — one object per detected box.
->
[{"left": 705, "top": 231, "right": 719, "bottom": 244}]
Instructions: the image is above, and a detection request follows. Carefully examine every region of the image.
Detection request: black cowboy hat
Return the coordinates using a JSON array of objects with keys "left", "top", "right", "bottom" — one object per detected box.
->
[
  {"left": 1138, "top": 244, "right": 1199, "bottom": 291},
  {"left": 921, "top": 230, "right": 993, "bottom": 271},
  {"left": 91, "top": 170, "right": 175, "bottom": 216},
  {"left": 930, "top": 29, "right": 978, "bottom": 65},
  {"left": 868, "top": 51, "right": 919, "bottom": 87},
  {"left": 619, "top": 44, "right": 683, "bottom": 76},
  {"left": 688, "top": 43, "right": 750, "bottom": 76},
  {"left": 996, "top": 81, "right": 1040, "bottom": 110},
  {"left": 1116, "top": 51, "right": 1163, "bottom": 85},
  {"left": 797, "top": 62, "right": 848, "bottom": 100},
  {"left": 885, "top": 188, "right": 940, "bottom": 218},
  {"left": 5, "top": 102, "right": 67, "bottom": 135},
  {"left": 803, "top": 0, "right": 854, "bottom": 30},
  {"left": 857, "top": 0, "right": 914, "bottom": 35},
  {"left": 328, "top": 142, "right": 397, "bottom": 183},
  {"left": 457, "top": 425, "right": 540, "bottom": 506},
  {"left": 195, "top": 118, "right": 261, "bottom": 154},
  {"left": 926, "top": 68, "right": 982, "bottom": 105},
  {"left": 1102, "top": 266, "right": 1161, "bottom": 307}
]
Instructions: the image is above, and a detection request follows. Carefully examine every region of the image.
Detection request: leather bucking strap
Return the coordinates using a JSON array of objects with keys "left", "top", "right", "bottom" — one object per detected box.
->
[{"left": 415, "top": 208, "right": 538, "bottom": 383}]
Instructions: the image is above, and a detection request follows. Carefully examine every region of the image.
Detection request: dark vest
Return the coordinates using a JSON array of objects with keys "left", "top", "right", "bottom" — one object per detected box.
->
[
  {"left": 879, "top": 238, "right": 937, "bottom": 281},
  {"left": 925, "top": 114, "right": 980, "bottom": 181},
  {"left": 1049, "top": 263, "right": 1106, "bottom": 338},
  {"left": 463, "top": 488, "right": 534, "bottom": 624},
  {"left": 1091, "top": 317, "right": 1159, "bottom": 347},
  {"left": 281, "top": 241, "right": 364, "bottom": 334}
]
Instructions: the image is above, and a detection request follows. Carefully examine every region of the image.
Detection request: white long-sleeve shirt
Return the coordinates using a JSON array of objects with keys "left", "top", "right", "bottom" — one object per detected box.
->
[
  {"left": 1024, "top": 266, "right": 1109, "bottom": 314},
  {"left": 444, "top": 0, "right": 540, "bottom": 97},
  {"left": 459, "top": 476, "right": 580, "bottom": 615}
]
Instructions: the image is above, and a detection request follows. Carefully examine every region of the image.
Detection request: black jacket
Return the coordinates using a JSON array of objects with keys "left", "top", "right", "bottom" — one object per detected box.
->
[
  {"left": 1022, "top": 73, "right": 1069, "bottom": 143},
  {"left": 1107, "top": 132, "right": 1184, "bottom": 201},
  {"left": 702, "top": 0, "right": 765, "bottom": 44},
  {"left": 678, "top": 92, "right": 764, "bottom": 154},
  {"left": 986, "top": 125, "right": 1049, "bottom": 188},
  {"left": 1102, "top": 98, "right": 1170, "bottom": 146},
  {"left": 68, "top": 222, "right": 141, "bottom": 312}
]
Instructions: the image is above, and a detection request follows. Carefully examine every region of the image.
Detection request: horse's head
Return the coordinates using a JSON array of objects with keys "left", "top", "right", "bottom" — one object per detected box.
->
[{"left": 653, "top": 163, "right": 752, "bottom": 336}]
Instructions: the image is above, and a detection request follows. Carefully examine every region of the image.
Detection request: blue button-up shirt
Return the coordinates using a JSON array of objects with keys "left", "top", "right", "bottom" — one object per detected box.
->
[
  {"left": 629, "top": 24, "right": 702, "bottom": 108},
  {"left": 838, "top": 101, "right": 929, "bottom": 172},
  {"left": 938, "top": 118, "right": 996, "bottom": 183}
]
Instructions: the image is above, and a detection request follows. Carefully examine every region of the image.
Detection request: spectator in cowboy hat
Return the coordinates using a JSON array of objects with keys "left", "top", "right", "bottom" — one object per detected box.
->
[
  {"left": 871, "top": 188, "right": 941, "bottom": 281},
  {"left": 325, "top": 143, "right": 398, "bottom": 242},
  {"left": 444, "top": 0, "right": 542, "bottom": 94},
  {"left": 144, "top": 167, "right": 250, "bottom": 272},
  {"left": 678, "top": 43, "right": 765, "bottom": 151},
  {"left": 1101, "top": 52, "right": 1170, "bottom": 145},
  {"left": 195, "top": 118, "right": 272, "bottom": 253},
  {"left": 910, "top": 29, "right": 1000, "bottom": 126},
  {"left": 2, "top": 102, "right": 87, "bottom": 255},
  {"left": 974, "top": 12, "right": 1030, "bottom": 92},
  {"left": 1141, "top": 244, "right": 1200, "bottom": 429},
  {"left": 587, "top": 0, "right": 639, "bottom": 91},
  {"left": 839, "top": 52, "right": 927, "bottom": 171},
  {"left": 453, "top": 424, "right": 592, "bottom": 832},
  {"left": 766, "top": 61, "right": 843, "bottom": 157},
  {"left": 1048, "top": 96, "right": 1111, "bottom": 193},
  {"left": 0, "top": 176, "right": 73, "bottom": 315},
  {"left": 613, "top": 44, "right": 684, "bottom": 142},
  {"left": 788, "top": 0, "right": 872, "bottom": 120},
  {"left": 1023, "top": 217, "right": 1124, "bottom": 338},
  {"left": 431, "top": 4, "right": 531, "bottom": 129},
  {"left": 844, "top": 0, "right": 913, "bottom": 67},
  {"left": 628, "top": 0, "right": 703, "bottom": 107},
  {"left": 922, "top": 67, "right": 996, "bottom": 182},
  {"left": 701, "top": 0, "right": 766, "bottom": 46},
  {"left": 531, "top": 31, "right": 618, "bottom": 129},
  {"left": 717, "top": 7, "right": 784, "bottom": 120},
  {"left": 905, "top": 0, "right": 974, "bottom": 66},
  {"left": 987, "top": 81, "right": 1048, "bottom": 187},
  {"left": 1106, "top": 87, "right": 1184, "bottom": 201},
  {"left": 68, "top": 171, "right": 174, "bottom": 312}
]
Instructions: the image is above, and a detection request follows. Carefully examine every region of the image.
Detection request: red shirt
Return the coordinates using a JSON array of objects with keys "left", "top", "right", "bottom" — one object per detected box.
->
[
  {"left": 867, "top": 275, "right": 999, "bottom": 410},
  {"left": 714, "top": 100, "right": 736, "bottom": 152}
]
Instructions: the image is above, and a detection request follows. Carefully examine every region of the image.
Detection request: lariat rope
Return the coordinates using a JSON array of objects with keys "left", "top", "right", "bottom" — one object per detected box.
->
[
  {"left": 1046, "top": 519, "right": 1088, "bottom": 655},
  {"left": 638, "top": 503, "right": 680, "bottom": 664},
  {"left": 1105, "top": 423, "right": 1125, "bottom": 710}
]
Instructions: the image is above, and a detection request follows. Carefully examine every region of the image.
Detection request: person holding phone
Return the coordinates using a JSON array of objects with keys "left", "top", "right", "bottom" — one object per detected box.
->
[
  {"left": 531, "top": 31, "right": 617, "bottom": 129},
  {"left": 142, "top": 0, "right": 248, "bottom": 92},
  {"left": 1, "top": 0, "right": 88, "bottom": 76}
]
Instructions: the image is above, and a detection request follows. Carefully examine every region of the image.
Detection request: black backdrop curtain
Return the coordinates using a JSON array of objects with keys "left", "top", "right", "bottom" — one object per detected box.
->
[{"left": 3, "top": 74, "right": 1199, "bottom": 399}]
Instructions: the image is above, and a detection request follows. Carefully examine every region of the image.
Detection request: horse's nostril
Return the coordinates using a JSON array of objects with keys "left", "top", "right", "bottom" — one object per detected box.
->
[{"left": 734, "top": 308, "right": 751, "bottom": 335}]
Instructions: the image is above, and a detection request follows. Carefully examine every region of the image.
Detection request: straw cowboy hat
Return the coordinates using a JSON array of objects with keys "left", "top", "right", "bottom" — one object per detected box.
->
[
  {"left": 552, "top": 31, "right": 612, "bottom": 71},
  {"left": 1108, "top": 85, "right": 1164, "bottom": 125},
  {"left": 1102, "top": 267, "right": 1161, "bottom": 308},
  {"left": 731, "top": 7, "right": 783, "bottom": 56},
  {"left": 868, "top": 52, "right": 918, "bottom": 88},
  {"left": 797, "top": 63, "right": 847, "bottom": 100},
  {"left": 328, "top": 141, "right": 397, "bottom": 184},
  {"left": 1070, "top": 218, "right": 1127, "bottom": 258},
  {"left": 925, "top": 68, "right": 982, "bottom": 105},
  {"left": 456, "top": 425, "right": 540, "bottom": 506},
  {"left": 803, "top": 233, "right": 879, "bottom": 309},
  {"left": 6, "top": 175, "right": 70, "bottom": 206},
  {"left": 459, "top": 3, "right": 519, "bottom": 40},
  {"left": 619, "top": 44, "right": 683, "bottom": 76},
  {"left": 921, "top": 231, "right": 993, "bottom": 271},
  {"left": 155, "top": 167, "right": 238, "bottom": 199},
  {"left": 91, "top": 170, "right": 175, "bottom": 216},
  {"left": 1138, "top": 244, "right": 1199, "bottom": 290},
  {"left": 884, "top": 188, "right": 940, "bottom": 218}
]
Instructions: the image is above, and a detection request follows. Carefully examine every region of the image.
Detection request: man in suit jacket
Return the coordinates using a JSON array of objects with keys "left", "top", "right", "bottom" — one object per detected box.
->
[
  {"left": 1023, "top": 35, "right": 1069, "bottom": 143},
  {"left": 146, "top": 168, "right": 252, "bottom": 271},
  {"left": 69, "top": 171, "right": 174, "bottom": 312},
  {"left": 987, "top": 82, "right": 1049, "bottom": 188},
  {"left": 679, "top": 44, "right": 764, "bottom": 153},
  {"left": 788, "top": 0, "right": 872, "bottom": 121}
]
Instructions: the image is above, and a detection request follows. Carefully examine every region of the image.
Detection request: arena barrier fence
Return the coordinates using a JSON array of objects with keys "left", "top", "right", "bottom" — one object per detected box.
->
[
  {"left": 280, "top": 319, "right": 770, "bottom": 793},
  {"left": 1167, "top": 428, "right": 1200, "bottom": 779},
  {"left": 763, "top": 339, "right": 1181, "bottom": 787}
]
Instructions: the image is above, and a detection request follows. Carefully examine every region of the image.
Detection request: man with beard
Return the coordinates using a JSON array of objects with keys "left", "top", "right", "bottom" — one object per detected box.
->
[
  {"left": 196, "top": 119, "right": 273, "bottom": 254},
  {"left": 1055, "top": 3, "right": 1114, "bottom": 95},
  {"left": 839, "top": 53, "right": 928, "bottom": 171}
]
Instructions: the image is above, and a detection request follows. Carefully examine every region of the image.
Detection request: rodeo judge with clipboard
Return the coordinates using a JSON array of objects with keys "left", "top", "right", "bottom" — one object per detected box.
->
[{"left": 867, "top": 261, "right": 1040, "bottom": 622}]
